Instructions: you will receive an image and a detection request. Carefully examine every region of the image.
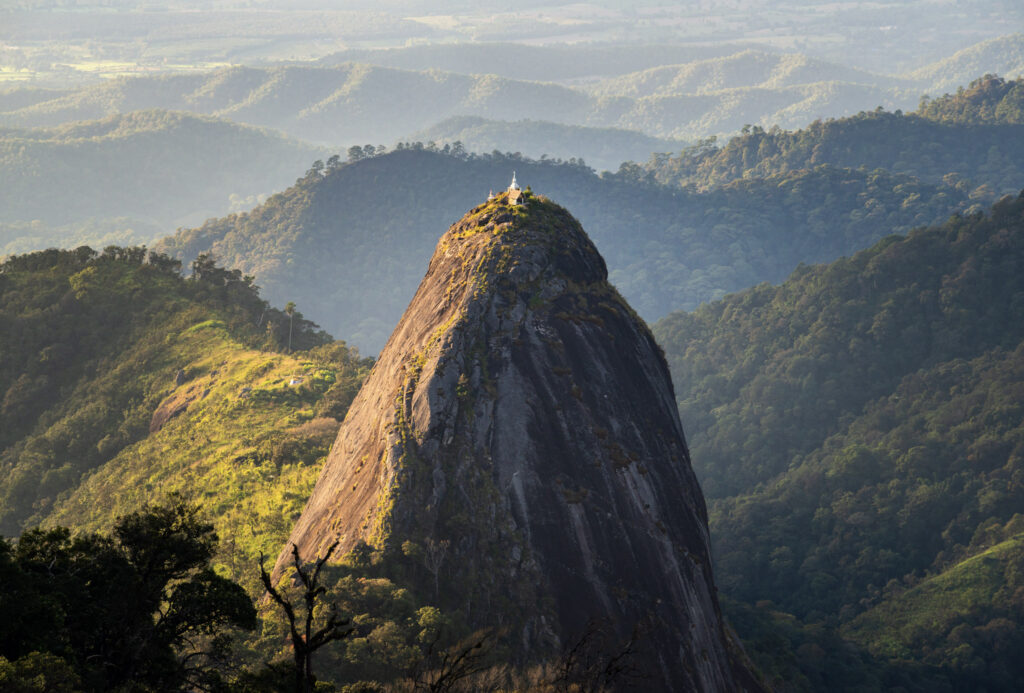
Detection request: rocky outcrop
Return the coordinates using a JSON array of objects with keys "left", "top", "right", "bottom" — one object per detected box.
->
[
  {"left": 150, "top": 378, "right": 206, "bottom": 433},
  {"left": 277, "top": 191, "right": 762, "bottom": 691}
]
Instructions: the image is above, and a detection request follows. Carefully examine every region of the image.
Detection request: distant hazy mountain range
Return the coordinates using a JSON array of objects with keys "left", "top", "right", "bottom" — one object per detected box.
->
[
  {"left": 409, "top": 116, "right": 687, "bottom": 171},
  {"left": 2, "top": 35, "right": 1021, "bottom": 150},
  {"left": 0, "top": 109, "right": 324, "bottom": 255},
  {"left": 315, "top": 42, "right": 747, "bottom": 83}
]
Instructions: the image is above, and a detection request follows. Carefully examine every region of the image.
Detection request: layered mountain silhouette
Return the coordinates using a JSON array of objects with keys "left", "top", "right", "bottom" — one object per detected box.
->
[
  {"left": 8, "top": 41, "right": 1021, "bottom": 146},
  {"left": 277, "top": 191, "right": 761, "bottom": 690}
]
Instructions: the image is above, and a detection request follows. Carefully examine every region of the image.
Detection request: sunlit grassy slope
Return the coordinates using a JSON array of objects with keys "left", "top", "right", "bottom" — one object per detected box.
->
[
  {"left": 845, "top": 534, "right": 1024, "bottom": 661},
  {"left": 0, "top": 248, "right": 371, "bottom": 594},
  {"left": 44, "top": 320, "right": 371, "bottom": 591}
]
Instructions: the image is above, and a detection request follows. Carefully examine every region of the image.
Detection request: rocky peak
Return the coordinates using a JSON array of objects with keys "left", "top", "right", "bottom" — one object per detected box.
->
[{"left": 276, "top": 190, "right": 762, "bottom": 691}]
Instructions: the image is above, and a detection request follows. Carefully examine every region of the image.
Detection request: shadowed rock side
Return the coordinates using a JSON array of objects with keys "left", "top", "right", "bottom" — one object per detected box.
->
[{"left": 276, "top": 192, "right": 762, "bottom": 691}]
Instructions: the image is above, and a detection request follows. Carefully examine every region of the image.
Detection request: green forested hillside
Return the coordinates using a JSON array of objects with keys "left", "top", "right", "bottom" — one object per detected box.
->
[
  {"left": 844, "top": 533, "right": 1024, "bottom": 687},
  {"left": 158, "top": 148, "right": 967, "bottom": 352},
  {"left": 653, "top": 193, "right": 1024, "bottom": 689},
  {"left": 917, "top": 74, "right": 1024, "bottom": 124},
  {"left": 635, "top": 80, "right": 1024, "bottom": 197},
  {"left": 0, "top": 109, "right": 323, "bottom": 232},
  {"left": 655, "top": 193, "right": 1024, "bottom": 496},
  {"left": 0, "top": 246, "right": 370, "bottom": 539}
]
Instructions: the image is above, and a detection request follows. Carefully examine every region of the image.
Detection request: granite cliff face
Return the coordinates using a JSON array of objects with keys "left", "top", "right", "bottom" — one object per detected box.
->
[{"left": 277, "top": 191, "right": 761, "bottom": 690}]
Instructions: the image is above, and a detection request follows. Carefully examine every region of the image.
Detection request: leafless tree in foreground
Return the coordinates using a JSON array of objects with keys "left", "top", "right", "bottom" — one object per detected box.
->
[{"left": 259, "top": 541, "right": 353, "bottom": 693}]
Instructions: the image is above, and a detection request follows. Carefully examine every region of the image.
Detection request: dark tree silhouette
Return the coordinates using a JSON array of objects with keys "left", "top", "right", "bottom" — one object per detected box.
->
[
  {"left": 259, "top": 541, "right": 353, "bottom": 693},
  {"left": 0, "top": 498, "right": 256, "bottom": 692}
]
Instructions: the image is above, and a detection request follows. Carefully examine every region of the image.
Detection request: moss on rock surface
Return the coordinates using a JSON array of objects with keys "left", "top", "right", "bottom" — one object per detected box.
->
[{"left": 279, "top": 192, "right": 763, "bottom": 691}]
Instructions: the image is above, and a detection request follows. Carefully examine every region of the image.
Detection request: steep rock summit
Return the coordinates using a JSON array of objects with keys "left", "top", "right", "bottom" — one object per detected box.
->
[{"left": 277, "top": 191, "right": 760, "bottom": 690}]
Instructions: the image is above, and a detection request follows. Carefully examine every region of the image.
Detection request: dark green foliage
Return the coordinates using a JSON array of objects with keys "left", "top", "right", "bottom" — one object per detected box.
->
[
  {"left": 0, "top": 652, "right": 81, "bottom": 693},
  {"left": 654, "top": 193, "right": 1024, "bottom": 689},
  {"left": 720, "top": 597, "right": 951, "bottom": 693},
  {"left": 0, "top": 246, "right": 331, "bottom": 535},
  {"left": 656, "top": 192, "right": 1024, "bottom": 497},
  {"left": 159, "top": 147, "right": 968, "bottom": 352},
  {"left": 250, "top": 542, "right": 484, "bottom": 691},
  {"left": 0, "top": 499, "right": 256, "bottom": 692},
  {"left": 844, "top": 534, "right": 1024, "bottom": 691},
  {"left": 636, "top": 81, "right": 1024, "bottom": 198}
]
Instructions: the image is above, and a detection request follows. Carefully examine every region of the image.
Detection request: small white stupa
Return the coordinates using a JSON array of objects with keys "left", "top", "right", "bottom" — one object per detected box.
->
[{"left": 508, "top": 171, "right": 524, "bottom": 205}]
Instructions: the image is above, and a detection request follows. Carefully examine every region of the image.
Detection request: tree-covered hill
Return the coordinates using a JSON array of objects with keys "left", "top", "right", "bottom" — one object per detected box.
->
[
  {"left": 653, "top": 193, "right": 1024, "bottom": 689},
  {"left": 917, "top": 74, "right": 1024, "bottom": 124},
  {"left": 157, "top": 147, "right": 968, "bottom": 352},
  {"left": 634, "top": 78, "right": 1024, "bottom": 197},
  {"left": 844, "top": 532, "right": 1024, "bottom": 689},
  {"left": 655, "top": 192, "right": 1024, "bottom": 496},
  {"left": 0, "top": 246, "right": 370, "bottom": 542},
  {"left": 0, "top": 109, "right": 324, "bottom": 232}
]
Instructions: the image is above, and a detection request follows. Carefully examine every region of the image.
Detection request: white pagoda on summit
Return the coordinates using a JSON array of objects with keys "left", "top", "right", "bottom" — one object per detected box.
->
[{"left": 508, "top": 171, "right": 523, "bottom": 205}]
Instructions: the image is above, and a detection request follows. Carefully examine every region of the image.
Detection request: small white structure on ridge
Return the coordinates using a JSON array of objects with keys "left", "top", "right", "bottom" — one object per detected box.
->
[{"left": 508, "top": 171, "right": 524, "bottom": 205}]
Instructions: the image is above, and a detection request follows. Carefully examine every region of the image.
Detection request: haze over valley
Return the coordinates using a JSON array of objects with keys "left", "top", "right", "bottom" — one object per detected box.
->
[{"left": 1, "top": 2, "right": 1023, "bottom": 691}]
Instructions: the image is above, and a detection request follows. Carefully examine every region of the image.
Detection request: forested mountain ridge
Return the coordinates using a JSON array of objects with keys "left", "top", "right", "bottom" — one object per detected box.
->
[
  {"left": 653, "top": 192, "right": 1024, "bottom": 690},
  {"left": 655, "top": 191, "right": 1024, "bottom": 497},
  {"left": 0, "top": 246, "right": 365, "bottom": 538},
  {"left": 917, "top": 74, "right": 1024, "bottom": 124},
  {"left": 0, "top": 245, "right": 566, "bottom": 690},
  {"left": 634, "top": 76, "right": 1024, "bottom": 196},
  {"left": 157, "top": 147, "right": 967, "bottom": 352}
]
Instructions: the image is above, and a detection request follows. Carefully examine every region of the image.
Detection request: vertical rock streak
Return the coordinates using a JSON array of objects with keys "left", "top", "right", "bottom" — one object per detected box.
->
[{"left": 277, "top": 192, "right": 761, "bottom": 691}]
